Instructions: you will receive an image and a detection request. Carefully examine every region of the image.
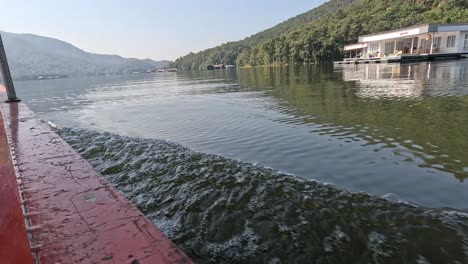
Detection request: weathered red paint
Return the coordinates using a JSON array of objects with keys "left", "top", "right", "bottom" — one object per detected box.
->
[
  {"left": 0, "top": 99, "right": 34, "bottom": 264},
  {"left": 0, "top": 92, "right": 193, "bottom": 264}
]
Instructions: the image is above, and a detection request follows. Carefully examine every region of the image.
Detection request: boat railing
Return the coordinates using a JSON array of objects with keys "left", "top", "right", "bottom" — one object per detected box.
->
[{"left": 0, "top": 33, "right": 20, "bottom": 102}]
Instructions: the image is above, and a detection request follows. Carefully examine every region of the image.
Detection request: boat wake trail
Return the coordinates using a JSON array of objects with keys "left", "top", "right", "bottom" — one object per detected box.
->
[{"left": 58, "top": 127, "right": 468, "bottom": 264}]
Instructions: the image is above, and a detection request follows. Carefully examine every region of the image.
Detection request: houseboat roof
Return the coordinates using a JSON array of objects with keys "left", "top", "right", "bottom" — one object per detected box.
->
[
  {"left": 344, "top": 43, "right": 368, "bottom": 51},
  {"left": 357, "top": 23, "right": 468, "bottom": 43}
]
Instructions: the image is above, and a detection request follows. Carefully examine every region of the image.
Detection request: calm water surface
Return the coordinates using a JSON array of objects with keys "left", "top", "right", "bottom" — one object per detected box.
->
[{"left": 17, "top": 61, "right": 468, "bottom": 209}]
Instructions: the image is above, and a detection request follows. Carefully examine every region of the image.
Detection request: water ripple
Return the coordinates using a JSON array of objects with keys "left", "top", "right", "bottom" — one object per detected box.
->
[{"left": 59, "top": 127, "right": 468, "bottom": 264}]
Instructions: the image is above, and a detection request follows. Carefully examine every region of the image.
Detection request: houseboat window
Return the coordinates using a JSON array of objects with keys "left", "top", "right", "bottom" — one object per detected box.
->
[
  {"left": 421, "top": 39, "right": 432, "bottom": 53},
  {"left": 447, "top": 35, "right": 456, "bottom": 48},
  {"left": 384, "top": 42, "right": 395, "bottom": 55},
  {"left": 395, "top": 41, "right": 404, "bottom": 52},
  {"left": 433, "top": 37, "right": 442, "bottom": 50},
  {"left": 464, "top": 34, "right": 468, "bottom": 51},
  {"left": 368, "top": 43, "right": 379, "bottom": 53},
  {"left": 412, "top": 37, "right": 419, "bottom": 49},
  {"left": 396, "top": 39, "right": 411, "bottom": 53}
]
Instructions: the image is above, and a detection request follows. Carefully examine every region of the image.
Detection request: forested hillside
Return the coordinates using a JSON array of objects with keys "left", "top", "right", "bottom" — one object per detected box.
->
[
  {"left": 175, "top": 0, "right": 468, "bottom": 70},
  {"left": 175, "top": 0, "right": 355, "bottom": 70}
]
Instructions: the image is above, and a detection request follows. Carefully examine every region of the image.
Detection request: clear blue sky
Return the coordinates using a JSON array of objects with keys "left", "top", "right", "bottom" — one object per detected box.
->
[{"left": 0, "top": 0, "right": 327, "bottom": 61}]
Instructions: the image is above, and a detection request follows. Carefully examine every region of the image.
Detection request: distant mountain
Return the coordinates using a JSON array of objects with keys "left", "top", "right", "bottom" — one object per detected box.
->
[
  {"left": 175, "top": 0, "right": 468, "bottom": 70},
  {"left": 0, "top": 31, "right": 172, "bottom": 80}
]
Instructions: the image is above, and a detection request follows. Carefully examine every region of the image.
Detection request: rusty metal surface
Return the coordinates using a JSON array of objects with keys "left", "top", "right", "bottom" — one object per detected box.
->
[
  {"left": 0, "top": 96, "right": 193, "bottom": 264},
  {"left": 0, "top": 101, "right": 34, "bottom": 264}
]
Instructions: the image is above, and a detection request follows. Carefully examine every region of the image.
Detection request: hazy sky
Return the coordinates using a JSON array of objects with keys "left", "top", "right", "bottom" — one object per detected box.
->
[{"left": 0, "top": 0, "right": 327, "bottom": 61}]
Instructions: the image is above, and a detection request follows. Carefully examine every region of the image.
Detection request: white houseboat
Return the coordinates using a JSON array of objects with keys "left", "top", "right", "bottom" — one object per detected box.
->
[{"left": 336, "top": 23, "right": 468, "bottom": 64}]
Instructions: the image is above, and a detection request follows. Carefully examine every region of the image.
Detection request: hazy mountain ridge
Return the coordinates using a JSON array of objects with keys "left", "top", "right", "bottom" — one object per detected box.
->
[{"left": 1, "top": 31, "right": 172, "bottom": 80}]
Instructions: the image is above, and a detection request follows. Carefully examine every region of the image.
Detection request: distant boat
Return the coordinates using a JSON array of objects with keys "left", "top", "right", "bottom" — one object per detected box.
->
[
  {"left": 166, "top": 68, "right": 178, "bottom": 72},
  {"left": 225, "top": 65, "right": 236, "bottom": 68},
  {"left": 207, "top": 64, "right": 226, "bottom": 70},
  {"left": 36, "top": 75, "right": 68, "bottom": 80},
  {"left": 157, "top": 69, "right": 165, "bottom": 72}
]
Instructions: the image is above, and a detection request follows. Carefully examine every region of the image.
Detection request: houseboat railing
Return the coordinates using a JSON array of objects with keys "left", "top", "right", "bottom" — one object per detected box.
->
[{"left": 0, "top": 33, "right": 20, "bottom": 102}]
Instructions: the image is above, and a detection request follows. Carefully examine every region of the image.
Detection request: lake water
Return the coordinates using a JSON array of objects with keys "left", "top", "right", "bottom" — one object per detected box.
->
[
  {"left": 17, "top": 61, "right": 468, "bottom": 209},
  {"left": 14, "top": 61, "right": 468, "bottom": 263}
]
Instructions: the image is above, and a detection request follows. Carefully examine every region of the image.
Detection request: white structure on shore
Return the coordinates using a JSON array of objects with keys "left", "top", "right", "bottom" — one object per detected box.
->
[{"left": 344, "top": 23, "right": 468, "bottom": 59}]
